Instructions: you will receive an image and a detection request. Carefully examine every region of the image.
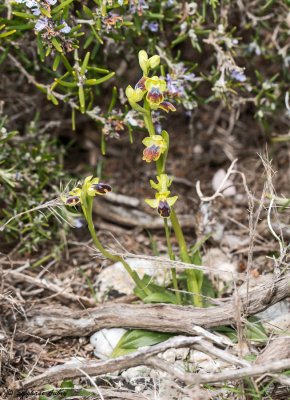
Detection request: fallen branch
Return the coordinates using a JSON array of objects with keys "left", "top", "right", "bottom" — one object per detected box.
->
[
  {"left": 147, "top": 356, "right": 290, "bottom": 386},
  {"left": 12, "top": 274, "right": 289, "bottom": 340},
  {"left": 4, "top": 270, "right": 97, "bottom": 308},
  {"left": 10, "top": 335, "right": 290, "bottom": 391}
]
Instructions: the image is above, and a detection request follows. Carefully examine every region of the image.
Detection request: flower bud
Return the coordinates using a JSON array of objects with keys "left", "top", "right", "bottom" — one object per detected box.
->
[
  {"left": 126, "top": 86, "right": 144, "bottom": 104},
  {"left": 149, "top": 55, "right": 160, "bottom": 69},
  {"left": 138, "top": 50, "right": 149, "bottom": 76}
]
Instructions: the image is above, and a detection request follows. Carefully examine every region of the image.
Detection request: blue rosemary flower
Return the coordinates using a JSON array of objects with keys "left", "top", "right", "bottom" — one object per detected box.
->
[
  {"left": 148, "top": 22, "right": 159, "bottom": 32},
  {"left": 60, "top": 19, "right": 71, "bottom": 34},
  {"left": 35, "top": 17, "right": 48, "bottom": 32},
  {"left": 231, "top": 70, "right": 246, "bottom": 82}
]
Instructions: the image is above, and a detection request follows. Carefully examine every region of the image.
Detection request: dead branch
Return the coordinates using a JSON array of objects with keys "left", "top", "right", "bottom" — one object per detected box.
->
[
  {"left": 11, "top": 273, "right": 289, "bottom": 340},
  {"left": 10, "top": 335, "right": 290, "bottom": 391},
  {"left": 196, "top": 159, "right": 238, "bottom": 202},
  {"left": 4, "top": 270, "right": 97, "bottom": 308},
  {"left": 10, "top": 336, "right": 201, "bottom": 390}
]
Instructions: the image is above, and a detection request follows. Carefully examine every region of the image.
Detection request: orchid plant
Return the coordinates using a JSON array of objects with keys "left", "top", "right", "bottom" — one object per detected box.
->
[
  {"left": 62, "top": 175, "right": 151, "bottom": 296},
  {"left": 61, "top": 51, "right": 203, "bottom": 307},
  {"left": 125, "top": 50, "right": 203, "bottom": 306}
]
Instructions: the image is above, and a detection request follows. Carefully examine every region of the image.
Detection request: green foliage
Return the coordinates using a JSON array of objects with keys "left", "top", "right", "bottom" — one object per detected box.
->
[
  {"left": 0, "top": 115, "right": 68, "bottom": 253},
  {"left": 110, "top": 329, "right": 174, "bottom": 358},
  {"left": 212, "top": 316, "right": 268, "bottom": 344}
]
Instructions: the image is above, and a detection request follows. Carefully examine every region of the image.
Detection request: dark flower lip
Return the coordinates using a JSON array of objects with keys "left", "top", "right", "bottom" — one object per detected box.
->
[
  {"left": 147, "top": 87, "right": 164, "bottom": 105},
  {"left": 157, "top": 199, "right": 171, "bottom": 218},
  {"left": 135, "top": 76, "right": 147, "bottom": 92},
  {"left": 143, "top": 144, "right": 160, "bottom": 162},
  {"left": 92, "top": 183, "right": 112, "bottom": 194},
  {"left": 158, "top": 101, "right": 176, "bottom": 113},
  {"left": 65, "top": 196, "right": 80, "bottom": 205}
]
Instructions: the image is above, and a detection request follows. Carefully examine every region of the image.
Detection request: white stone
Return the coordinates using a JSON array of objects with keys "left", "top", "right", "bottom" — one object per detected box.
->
[
  {"left": 255, "top": 300, "right": 290, "bottom": 333},
  {"left": 121, "top": 365, "right": 151, "bottom": 389},
  {"left": 204, "top": 248, "right": 237, "bottom": 284},
  {"left": 96, "top": 257, "right": 164, "bottom": 296},
  {"left": 90, "top": 328, "right": 127, "bottom": 359}
]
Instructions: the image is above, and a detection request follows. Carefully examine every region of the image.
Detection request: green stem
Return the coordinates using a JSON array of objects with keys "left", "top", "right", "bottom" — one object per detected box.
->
[
  {"left": 143, "top": 99, "right": 156, "bottom": 137},
  {"left": 164, "top": 218, "right": 181, "bottom": 305},
  {"left": 85, "top": 197, "right": 151, "bottom": 296},
  {"left": 170, "top": 207, "right": 202, "bottom": 307}
]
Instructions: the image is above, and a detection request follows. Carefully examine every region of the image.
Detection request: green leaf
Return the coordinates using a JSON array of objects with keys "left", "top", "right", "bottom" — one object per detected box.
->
[
  {"left": 133, "top": 274, "right": 178, "bottom": 304},
  {"left": 39, "top": 7, "right": 52, "bottom": 18},
  {"left": 83, "top": 5, "right": 94, "bottom": 18},
  {"left": 110, "top": 329, "right": 174, "bottom": 358},
  {"left": 0, "top": 30, "right": 16, "bottom": 38},
  {"left": 143, "top": 292, "right": 179, "bottom": 304},
  {"left": 0, "top": 46, "right": 9, "bottom": 66},
  {"left": 80, "top": 51, "right": 90, "bottom": 76},
  {"left": 87, "top": 66, "right": 109, "bottom": 74},
  {"left": 247, "top": 317, "right": 268, "bottom": 343},
  {"left": 51, "top": 37, "right": 62, "bottom": 52},
  {"left": 87, "top": 71, "right": 115, "bottom": 85},
  {"left": 61, "top": 54, "right": 73, "bottom": 73},
  {"left": 201, "top": 275, "right": 215, "bottom": 307},
  {"left": 55, "top": 79, "right": 77, "bottom": 87},
  {"left": 244, "top": 354, "right": 257, "bottom": 362},
  {"left": 108, "top": 86, "right": 117, "bottom": 113},
  {"left": 101, "top": 131, "right": 106, "bottom": 155},
  {"left": 79, "top": 85, "right": 85, "bottom": 113},
  {"left": 52, "top": 52, "right": 61, "bottom": 71},
  {"left": 13, "top": 11, "right": 38, "bottom": 19},
  {"left": 189, "top": 250, "right": 203, "bottom": 293},
  {"left": 91, "top": 25, "right": 103, "bottom": 44},
  {"left": 84, "top": 33, "right": 95, "bottom": 49},
  {"left": 60, "top": 380, "right": 74, "bottom": 397},
  {"left": 52, "top": 0, "right": 74, "bottom": 14},
  {"left": 68, "top": 23, "right": 82, "bottom": 35},
  {"left": 36, "top": 33, "right": 45, "bottom": 62},
  {"left": 189, "top": 233, "right": 213, "bottom": 254},
  {"left": 145, "top": 229, "right": 160, "bottom": 257},
  {"left": 212, "top": 317, "right": 268, "bottom": 343},
  {"left": 72, "top": 108, "right": 76, "bottom": 131},
  {"left": 171, "top": 33, "right": 189, "bottom": 47}
]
